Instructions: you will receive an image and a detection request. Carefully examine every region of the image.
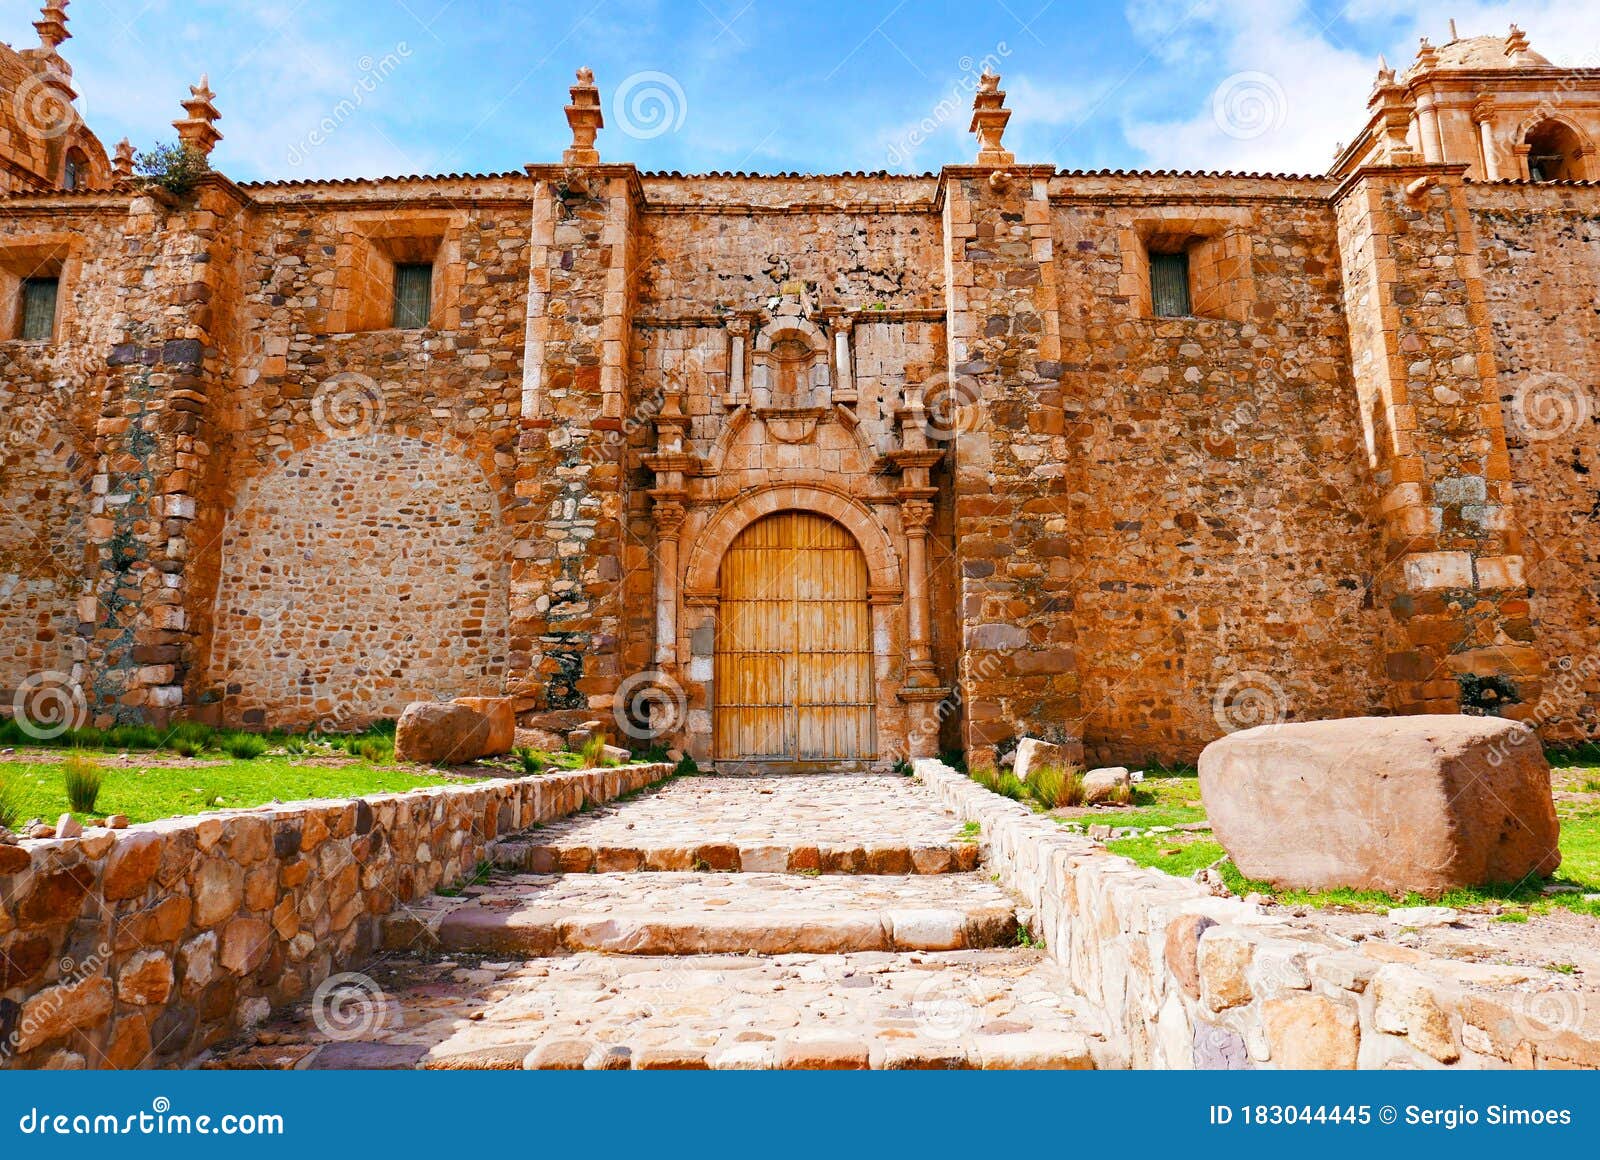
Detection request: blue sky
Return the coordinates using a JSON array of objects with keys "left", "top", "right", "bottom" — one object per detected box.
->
[{"left": 18, "top": 0, "right": 1600, "bottom": 181}]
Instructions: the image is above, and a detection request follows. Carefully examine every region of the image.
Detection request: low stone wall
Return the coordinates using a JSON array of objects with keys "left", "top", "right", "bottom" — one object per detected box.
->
[
  {"left": 0, "top": 763, "right": 672, "bottom": 1069},
  {"left": 915, "top": 759, "right": 1599, "bottom": 1070}
]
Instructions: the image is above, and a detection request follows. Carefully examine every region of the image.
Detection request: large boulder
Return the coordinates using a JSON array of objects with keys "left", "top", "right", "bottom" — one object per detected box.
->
[
  {"left": 452, "top": 696, "right": 516, "bottom": 756},
  {"left": 395, "top": 702, "right": 493, "bottom": 765},
  {"left": 1198, "top": 715, "right": 1560, "bottom": 895}
]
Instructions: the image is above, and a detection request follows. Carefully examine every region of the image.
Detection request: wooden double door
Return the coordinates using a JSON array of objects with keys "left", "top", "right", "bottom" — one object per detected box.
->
[{"left": 714, "top": 511, "right": 876, "bottom": 763}]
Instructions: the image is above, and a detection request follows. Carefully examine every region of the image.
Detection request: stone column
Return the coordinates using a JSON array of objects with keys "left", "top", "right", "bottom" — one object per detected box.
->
[
  {"left": 86, "top": 179, "right": 243, "bottom": 727},
  {"left": 942, "top": 164, "right": 1084, "bottom": 769},
  {"left": 1472, "top": 97, "right": 1498, "bottom": 181},
  {"left": 723, "top": 317, "right": 748, "bottom": 408},
  {"left": 832, "top": 314, "right": 855, "bottom": 404},
  {"left": 1334, "top": 162, "right": 1540, "bottom": 719},
  {"left": 512, "top": 163, "right": 639, "bottom": 725}
]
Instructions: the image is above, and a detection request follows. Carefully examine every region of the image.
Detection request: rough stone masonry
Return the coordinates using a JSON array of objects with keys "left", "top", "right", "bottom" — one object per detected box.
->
[{"left": 4, "top": 11, "right": 1600, "bottom": 767}]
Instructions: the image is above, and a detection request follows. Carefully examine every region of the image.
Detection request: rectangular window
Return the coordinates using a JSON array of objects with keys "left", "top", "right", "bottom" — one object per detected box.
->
[
  {"left": 1150, "top": 251, "right": 1192, "bottom": 318},
  {"left": 392, "top": 263, "right": 433, "bottom": 329},
  {"left": 19, "top": 277, "right": 59, "bottom": 341}
]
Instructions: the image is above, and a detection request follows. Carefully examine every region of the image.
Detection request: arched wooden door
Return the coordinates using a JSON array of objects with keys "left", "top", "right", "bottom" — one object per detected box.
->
[{"left": 714, "top": 511, "right": 876, "bottom": 763}]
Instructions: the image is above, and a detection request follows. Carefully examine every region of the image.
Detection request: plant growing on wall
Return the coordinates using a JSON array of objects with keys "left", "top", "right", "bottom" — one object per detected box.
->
[{"left": 133, "top": 141, "right": 211, "bottom": 197}]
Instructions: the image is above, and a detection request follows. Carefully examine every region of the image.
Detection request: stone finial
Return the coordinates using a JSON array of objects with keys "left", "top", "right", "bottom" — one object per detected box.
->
[
  {"left": 563, "top": 66, "right": 603, "bottom": 165},
  {"left": 112, "top": 137, "right": 135, "bottom": 179},
  {"left": 1369, "top": 67, "right": 1418, "bottom": 164},
  {"left": 1415, "top": 37, "right": 1439, "bottom": 70},
  {"left": 173, "top": 74, "right": 223, "bottom": 156},
  {"left": 34, "top": 1, "right": 70, "bottom": 52},
  {"left": 1506, "top": 23, "right": 1531, "bottom": 58},
  {"left": 968, "top": 72, "right": 1014, "bottom": 167}
]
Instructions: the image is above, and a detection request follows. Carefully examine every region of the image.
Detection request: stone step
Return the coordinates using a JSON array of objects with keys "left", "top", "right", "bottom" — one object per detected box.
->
[
  {"left": 489, "top": 834, "right": 979, "bottom": 875},
  {"left": 382, "top": 872, "right": 1018, "bottom": 956},
  {"left": 486, "top": 772, "right": 981, "bottom": 875},
  {"left": 207, "top": 950, "right": 1122, "bottom": 1071}
]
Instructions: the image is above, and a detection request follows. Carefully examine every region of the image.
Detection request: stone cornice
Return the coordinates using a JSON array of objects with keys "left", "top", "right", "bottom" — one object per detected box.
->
[{"left": 1331, "top": 161, "right": 1471, "bottom": 204}]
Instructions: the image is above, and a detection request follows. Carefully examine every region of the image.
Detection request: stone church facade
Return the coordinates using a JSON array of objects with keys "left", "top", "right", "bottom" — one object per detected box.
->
[{"left": 4, "top": 7, "right": 1600, "bottom": 769}]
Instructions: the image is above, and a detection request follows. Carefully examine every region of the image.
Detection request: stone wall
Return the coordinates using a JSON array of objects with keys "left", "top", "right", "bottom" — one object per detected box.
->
[
  {"left": 207, "top": 435, "right": 509, "bottom": 731},
  {"left": 916, "top": 758, "right": 1599, "bottom": 1069},
  {"left": 0, "top": 762, "right": 672, "bottom": 1069},
  {"left": 4, "top": 167, "right": 1600, "bottom": 763},
  {"left": 1050, "top": 185, "right": 1389, "bottom": 763},
  {"left": 1470, "top": 183, "right": 1600, "bottom": 739}
]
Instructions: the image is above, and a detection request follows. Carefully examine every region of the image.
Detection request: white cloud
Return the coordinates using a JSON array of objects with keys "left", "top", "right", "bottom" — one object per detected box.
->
[{"left": 1122, "top": 0, "right": 1600, "bottom": 174}]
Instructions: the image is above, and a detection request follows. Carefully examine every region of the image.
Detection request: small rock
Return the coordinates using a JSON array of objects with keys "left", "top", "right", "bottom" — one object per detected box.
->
[
  {"left": 104, "top": 815, "right": 129, "bottom": 830},
  {"left": 27, "top": 823, "right": 55, "bottom": 840},
  {"left": 1542, "top": 884, "right": 1582, "bottom": 895},
  {"left": 1193, "top": 867, "right": 1232, "bottom": 897},
  {"left": 1087, "top": 824, "right": 1113, "bottom": 841},
  {"left": 1082, "top": 766, "right": 1133, "bottom": 804},
  {"left": 1242, "top": 892, "right": 1267, "bottom": 907},
  {"left": 1387, "top": 905, "right": 1459, "bottom": 928},
  {"left": 56, "top": 814, "right": 83, "bottom": 840},
  {"left": 0, "top": 826, "right": 16, "bottom": 845},
  {"left": 1129, "top": 770, "right": 1145, "bottom": 783}
]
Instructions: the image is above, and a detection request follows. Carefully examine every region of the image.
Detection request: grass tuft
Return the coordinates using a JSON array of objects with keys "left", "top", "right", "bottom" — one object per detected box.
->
[
  {"left": 0, "top": 780, "right": 21, "bottom": 830},
  {"left": 578, "top": 734, "right": 609, "bottom": 769},
  {"left": 220, "top": 732, "right": 268, "bottom": 760},
  {"left": 63, "top": 754, "right": 104, "bottom": 815},
  {"left": 1025, "top": 764, "right": 1085, "bottom": 810},
  {"left": 513, "top": 746, "right": 548, "bottom": 774}
]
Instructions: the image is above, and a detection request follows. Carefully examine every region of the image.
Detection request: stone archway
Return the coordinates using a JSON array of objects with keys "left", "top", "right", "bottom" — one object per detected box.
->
[
  {"left": 208, "top": 434, "right": 508, "bottom": 730},
  {"left": 682, "top": 484, "right": 902, "bottom": 603}
]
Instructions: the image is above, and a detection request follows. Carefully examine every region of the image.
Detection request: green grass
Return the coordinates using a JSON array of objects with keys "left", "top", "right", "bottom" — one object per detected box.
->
[
  {"left": 1053, "top": 772, "right": 1208, "bottom": 830},
  {"left": 1105, "top": 828, "right": 1600, "bottom": 917},
  {"left": 0, "top": 755, "right": 480, "bottom": 825},
  {"left": 62, "top": 755, "right": 104, "bottom": 814}
]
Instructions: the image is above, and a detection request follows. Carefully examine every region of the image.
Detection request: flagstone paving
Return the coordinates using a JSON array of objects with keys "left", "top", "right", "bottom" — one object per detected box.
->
[
  {"left": 207, "top": 773, "right": 1120, "bottom": 1070},
  {"left": 490, "top": 773, "right": 980, "bottom": 874},
  {"left": 382, "top": 871, "right": 1020, "bottom": 955},
  {"left": 213, "top": 950, "right": 1118, "bottom": 1071}
]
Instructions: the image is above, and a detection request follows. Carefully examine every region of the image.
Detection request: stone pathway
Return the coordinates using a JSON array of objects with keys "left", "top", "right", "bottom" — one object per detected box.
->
[
  {"left": 491, "top": 773, "right": 979, "bottom": 874},
  {"left": 209, "top": 773, "right": 1118, "bottom": 1070}
]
